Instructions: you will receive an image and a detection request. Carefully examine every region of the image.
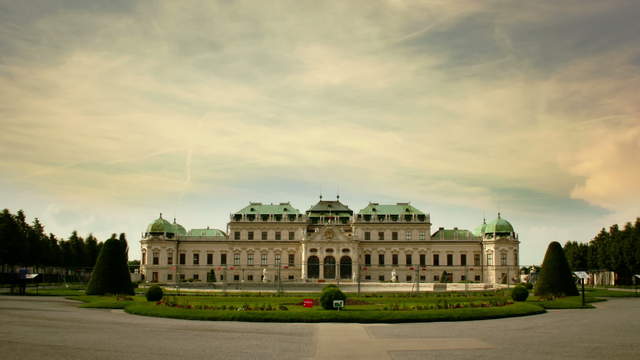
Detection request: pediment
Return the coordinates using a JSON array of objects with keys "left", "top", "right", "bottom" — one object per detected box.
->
[{"left": 306, "top": 226, "right": 350, "bottom": 242}]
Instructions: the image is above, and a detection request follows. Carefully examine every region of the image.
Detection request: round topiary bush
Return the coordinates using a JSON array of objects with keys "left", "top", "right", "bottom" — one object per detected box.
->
[
  {"left": 511, "top": 285, "right": 529, "bottom": 302},
  {"left": 525, "top": 282, "right": 534, "bottom": 290},
  {"left": 145, "top": 285, "right": 163, "bottom": 302},
  {"left": 320, "top": 287, "right": 347, "bottom": 310}
]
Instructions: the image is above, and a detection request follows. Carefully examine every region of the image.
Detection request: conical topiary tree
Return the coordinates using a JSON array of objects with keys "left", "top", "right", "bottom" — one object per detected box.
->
[
  {"left": 86, "top": 234, "right": 134, "bottom": 295},
  {"left": 534, "top": 241, "right": 578, "bottom": 298}
]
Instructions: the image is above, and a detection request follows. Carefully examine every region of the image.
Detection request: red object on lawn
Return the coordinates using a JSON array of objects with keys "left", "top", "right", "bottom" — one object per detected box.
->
[{"left": 303, "top": 299, "right": 314, "bottom": 308}]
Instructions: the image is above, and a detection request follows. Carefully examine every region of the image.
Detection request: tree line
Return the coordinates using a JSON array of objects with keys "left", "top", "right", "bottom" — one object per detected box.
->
[
  {"left": 564, "top": 218, "right": 640, "bottom": 285},
  {"left": 0, "top": 208, "right": 128, "bottom": 272}
]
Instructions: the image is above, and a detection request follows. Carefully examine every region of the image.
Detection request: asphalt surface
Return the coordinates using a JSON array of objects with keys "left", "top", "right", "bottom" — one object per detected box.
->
[{"left": 1, "top": 295, "right": 639, "bottom": 359}]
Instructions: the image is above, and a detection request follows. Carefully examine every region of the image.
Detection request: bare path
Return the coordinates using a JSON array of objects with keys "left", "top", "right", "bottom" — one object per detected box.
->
[{"left": 1, "top": 296, "right": 639, "bottom": 360}]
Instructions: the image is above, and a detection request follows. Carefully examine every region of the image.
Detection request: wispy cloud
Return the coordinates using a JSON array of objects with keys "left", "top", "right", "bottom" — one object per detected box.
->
[{"left": 1, "top": 0, "right": 638, "bottom": 263}]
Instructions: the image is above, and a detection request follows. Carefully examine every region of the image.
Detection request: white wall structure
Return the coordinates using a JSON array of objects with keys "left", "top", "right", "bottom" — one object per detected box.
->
[{"left": 140, "top": 198, "right": 520, "bottom": 285}]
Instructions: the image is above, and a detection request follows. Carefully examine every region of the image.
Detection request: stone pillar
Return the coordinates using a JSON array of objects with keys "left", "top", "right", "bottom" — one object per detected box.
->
[{"left": 300, "top": 243, "right": 307, "bottom": 281}]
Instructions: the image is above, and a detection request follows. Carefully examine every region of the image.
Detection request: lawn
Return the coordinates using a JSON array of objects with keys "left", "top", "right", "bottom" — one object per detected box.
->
[{"left": 13, "top": 284, "right": 639, "bottom": 323}]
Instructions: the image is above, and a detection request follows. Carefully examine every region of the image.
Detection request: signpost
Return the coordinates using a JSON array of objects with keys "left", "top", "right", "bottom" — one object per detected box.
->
[
  {"left": 574, "top": 271, "right": 588, "bottom": 307},
  {"left": 333, "top": 300, "right": 344, "bottom": 310}
]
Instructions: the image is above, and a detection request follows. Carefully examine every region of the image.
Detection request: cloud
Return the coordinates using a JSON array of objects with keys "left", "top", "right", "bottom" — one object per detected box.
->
[{"left": 1, "top": 1, "right": 639, "bottom": 263}]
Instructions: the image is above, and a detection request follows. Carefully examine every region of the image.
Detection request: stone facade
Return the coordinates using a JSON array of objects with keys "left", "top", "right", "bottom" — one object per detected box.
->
[{"left": 140, "top": 198, "right": 520, "bottom": 285}]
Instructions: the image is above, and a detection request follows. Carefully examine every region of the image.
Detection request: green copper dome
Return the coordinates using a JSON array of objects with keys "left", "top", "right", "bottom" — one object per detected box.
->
[
  {"left": 146, "top": 214, "right": 175, "bottom": 234},
  {"left": 472, "top": 220, "right": 487, "bottom": 237},
  {"left": 172, "top": 218, "right": 187, "bottom": 236},
  {"left": 484, "top": 213, "right": 514, "bottom": 234}
]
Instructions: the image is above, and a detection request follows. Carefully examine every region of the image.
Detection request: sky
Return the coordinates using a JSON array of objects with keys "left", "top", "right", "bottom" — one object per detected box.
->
[{"left": 1, "top": 0, "right": 639, "bottom": 265}]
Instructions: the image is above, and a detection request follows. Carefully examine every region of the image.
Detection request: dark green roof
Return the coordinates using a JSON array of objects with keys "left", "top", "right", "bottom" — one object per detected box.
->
[
  {"left": 186, "top": 228, "right": 226, "bottom": 237},
  {"left": 235, "top": 202, "right": 301, "bottom": 215},
  {"left": 484, "top": 214, "right": 514, "bottom": 234},
  {"left": 146, "top": 214, "right": 175, "bottom": 233},
  {"left": 306, "top": 199, "right": 353, "bottom": 216},
  {"left": 358, "top": 203, "right": 425, "bottom": 215},
  {"left": 432, "top": 228, "right": 477, "bottom": 240}
]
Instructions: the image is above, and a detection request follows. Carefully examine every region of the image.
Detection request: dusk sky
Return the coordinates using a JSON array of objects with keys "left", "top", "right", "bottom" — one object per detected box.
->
[{"left": 1, "top": 1, "right": 639, "bottom": 265}]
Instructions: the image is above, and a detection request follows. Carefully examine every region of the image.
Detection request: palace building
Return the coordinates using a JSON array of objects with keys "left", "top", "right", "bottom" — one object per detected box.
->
[{"left": 140, "top": 197, "right": 520, "bottom": 285}]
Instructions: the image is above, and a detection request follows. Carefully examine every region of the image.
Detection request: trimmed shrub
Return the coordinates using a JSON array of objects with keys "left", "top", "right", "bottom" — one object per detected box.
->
[
  {"left": 534, "top": 242, "right": 579, "bottom": 298},
  {"left": 146, "top": 285, "right": 163, "bottom": 301},
  {"left": 525, "top": 282, "right": 534, "bottom": 290},
  {"left": 320, "top": 287, "right": 347, "bottom": 310},
  {"left": 86, "top": 235, "right": 134, "bottom": 295},
  {"left": 511, "top": 285, "right": 529, "bottom": 302}
]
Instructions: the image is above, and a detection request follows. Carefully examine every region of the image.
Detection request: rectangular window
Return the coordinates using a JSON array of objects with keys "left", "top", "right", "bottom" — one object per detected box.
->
[
  {"left": 152, "top": 272, "right": 158, "bottom": 282},
  {"left": 392, "top": 254, "right": 398, "bottom": 265},
  {"left": 419, "top": 254, "right": 426, "bottom": 266},
  {"left": 142, "top": 252, "right": 146, "bottom": 265},
  {"left": 487, "top": 253, "right": 493, "bottom": 266},
  {"left": 248, "top": 275, "right": 254, "bottom": 281},
  {"left": 261, "top": 254, "right": 268, "bottom": 265},
  {"left": 475, "top": 275, "right": 481, "bottom": 281},
  {"left": 167, "top": 273, "right": 173, "bottom": 281},
  {"left": 365, "top": 275, "right": 371, "bottom": 280},
  {"left": 221, "top": 253, "right": 227, "bottom": 265},
  {"left": 406, "top": 275, "right": 412, "bottom": 282},
  {"left": 275, "top": 231, "right": 281, "bottom": 240},
  {"left": 379, "top": 275, "right": 385, "bottom": 281},
  {"left": 261, "top": 231, "right": 268, "bottom": 240},
  {"left": 420, "top": 275, "right": 426, "bottom": 281},
  {"left": 167, "top": 254, "right": 173, "bottom": 265},
  {"left": 392, "top": 231, "right": 398, "bottom": 240},
  {"left": 275, "top": 254, "right": 281, "bottom": 265},
  {"left": 433, "top": 254, "right": 440, "bottom": 266},
  {"left": 179, "top": 274, "right": 185, "bottom": 281},
  {"left": 378, "top": 231, "right": 385, "bottom": 240},
  {"left": 234, "top": 275, "right": 240, "bottom": 281},
  {"left": 461, "top": 254, "right": 467, "bottom": 266},
  {"left": 405, "top": 231, "right": 412, "bottom": 241},
  {"left": 419, "top": 231, "right": 425, "bottom": 240},
  {"left": 288, "top": 254, "right": 295, "bottom": 266},
  {"left": 234, "top": 231, "right": 240, "bottom": 240},
  {"left": 289, "top": 231, "right": 295, "bottom": 240},
  {"left": 288, "top": 275, "right": 294, "bottom": 280},
  {"left": 193, "top": 274, "right": 199, "bottom": 281},
  {"left": 207, "top": 253, "right": 213, "bottom": 265},
  {"left": 248, "top": 231, "right": 254, "bottom": 240},
  {"left": 434, "top": 275, "right": 439, "bottom": 281},
  {"left": 193, "top": 253, "right": 199, "bottom": 265},
  {"left": 179, "top": 253, "right": 186, "bottom": 265},
  {"left": 365, "top": 254, "right": 371, "bottom": 266},
  {"left": 501, "top": 253, "right": 507, "bottom": 266},
  {"left": 474, "top": 254, "right": 480, "bottom": 266},
  {"left": 461, "top": 275, "right": 466, "bottom": 281},
  {"left": 153, "top": 253, "right": 159, "bottom": 265},
  {"left": 234, "top": 253, "right": 240, "bottom": 265},
  {"left": 364, "top": 231, "right": 371, "bottom": 240},
  {"left": 248, "top": 254, "right": 254, "bottom": 265},
  {"left": 446, "top": 254, "right": 453, "bottom": 266},
  {"left": 378, "top": 254, "right": 385, "bottom": 265},
  {"left": 406, "top": 254, "right": 412, "bottom": 265}
]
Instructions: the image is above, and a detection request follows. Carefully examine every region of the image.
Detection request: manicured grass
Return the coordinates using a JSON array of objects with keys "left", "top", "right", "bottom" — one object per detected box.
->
[
  {"left": 70, "top": 295, "right": 146, "bottom": 309},
  {"left": 584, "top": 288, "right": 640, "bottom": 298},
  {"left": 123, "top": 301, "right": 545, "bottom": 323}
]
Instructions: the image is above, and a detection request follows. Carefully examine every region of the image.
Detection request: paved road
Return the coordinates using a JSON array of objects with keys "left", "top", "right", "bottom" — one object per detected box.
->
[{"left": 1, "top": 296, "right": 639, "bottom": 359}]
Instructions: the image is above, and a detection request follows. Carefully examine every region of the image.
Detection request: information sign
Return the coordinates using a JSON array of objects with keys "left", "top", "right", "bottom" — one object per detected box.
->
[
  {"left": 333, "top": 300, "right": 344, "bottom": 309},
  {"left": 573, "top": 271, "right": 588, "bottom": 280},
  {"left": 303, "top": 299, "right": 314, "bottom": 308}
]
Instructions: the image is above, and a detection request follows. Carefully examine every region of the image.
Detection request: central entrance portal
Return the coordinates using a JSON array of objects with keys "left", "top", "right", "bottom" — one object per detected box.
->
[
  {"left": 324, "top": 256, "right": 336, "bottom": 279},
  {"left": 340, "top": 256, "right": 352, "bottom": 279}
]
